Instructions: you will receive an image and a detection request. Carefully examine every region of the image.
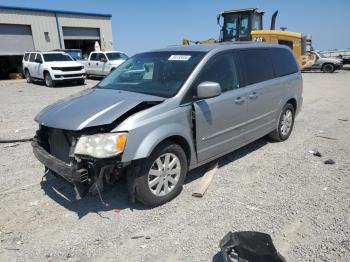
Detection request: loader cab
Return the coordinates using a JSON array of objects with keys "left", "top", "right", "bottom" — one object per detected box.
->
[{"left": 219, "top": 8, "right": 263, "bottom": 42}]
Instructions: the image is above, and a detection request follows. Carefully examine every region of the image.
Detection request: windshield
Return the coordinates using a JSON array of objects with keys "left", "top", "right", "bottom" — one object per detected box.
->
[
  {"left": 97, "top": 51, "right": 205, "bottom": 98},
  {"left": 106, "top": 52, "right": 129, "bottom": 61},
  {"left": 43, "top": 53, "right": 73, "bottom": 62},
  {"left": 66, "top": 50, "right": 82, "bottom": 60}
]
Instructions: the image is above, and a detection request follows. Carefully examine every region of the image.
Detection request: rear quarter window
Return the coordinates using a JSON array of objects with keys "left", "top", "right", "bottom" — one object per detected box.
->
[
  {"left": 239, "top": 49, "right": 274, "bottom": 85},
  {"left": 23, "top": 53, "right": 30, "bottom": 61},
  {"left": 270, "top": 48, "right": 299, "bottom": 77}
]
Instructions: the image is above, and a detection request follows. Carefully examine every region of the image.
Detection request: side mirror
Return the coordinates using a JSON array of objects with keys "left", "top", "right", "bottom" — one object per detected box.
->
[
  {"left": 196, "top": 81, "right": 221, "bottom": 99},
  {"left": 35, "top": 58, "right": 42, "bottom": 64},
  {"left": 100, "top": 57, "right": 107, "bottom": 63}
]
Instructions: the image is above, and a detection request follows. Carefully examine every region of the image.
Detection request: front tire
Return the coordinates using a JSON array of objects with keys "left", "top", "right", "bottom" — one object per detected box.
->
[
  {"left": 132, "top": 142, "right": 188, "bottom": 206},
  {"left": 322, "top": 63, "right": 335, "bottom": 73},
  {"left": 44, "top": 72, "right": 55, "bottom": 87},
  {"left": 269, "top": 103, "right": 295, "bottom": 142}
]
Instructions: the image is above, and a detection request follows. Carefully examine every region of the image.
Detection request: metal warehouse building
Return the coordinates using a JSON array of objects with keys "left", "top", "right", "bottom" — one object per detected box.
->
[{"left": 0, "top": 6, "right": 113, "bottom": 79}]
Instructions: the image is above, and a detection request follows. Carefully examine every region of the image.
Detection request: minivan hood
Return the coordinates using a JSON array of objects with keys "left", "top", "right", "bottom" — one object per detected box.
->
[{"left": 35, "top": 89, "right": 164, "bottom": 131}]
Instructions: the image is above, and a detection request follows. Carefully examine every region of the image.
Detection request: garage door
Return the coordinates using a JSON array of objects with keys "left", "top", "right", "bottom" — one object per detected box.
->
[
  {"left": 0, "top": 24, "right": 34, "bottom": 55},
  {"left": 62, "top": 27, "right": 100, "bottom": 40}
]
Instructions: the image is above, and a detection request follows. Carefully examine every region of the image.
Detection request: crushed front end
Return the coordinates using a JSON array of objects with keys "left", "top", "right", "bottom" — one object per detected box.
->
[{"left": 32, "top": 125, "right": 127, "bottom": 198}]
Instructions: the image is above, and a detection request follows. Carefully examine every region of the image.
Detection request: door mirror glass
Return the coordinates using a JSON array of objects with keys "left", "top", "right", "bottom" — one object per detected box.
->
[
  {"left": 100, "top": 57, "right": 107, "bottom": 63},
  {"left": 196, "top": 81, "right": 221, "bottom": 99}
]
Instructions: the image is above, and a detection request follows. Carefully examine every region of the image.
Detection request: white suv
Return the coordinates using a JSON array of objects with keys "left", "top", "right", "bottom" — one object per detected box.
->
[{"left": 22, "top": 51, "right": 86, "bottom": 87}]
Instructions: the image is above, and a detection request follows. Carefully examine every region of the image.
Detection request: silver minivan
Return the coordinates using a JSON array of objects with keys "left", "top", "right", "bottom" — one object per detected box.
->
[{"left": 32, "top": 43, "right": 303, "bottom": 206}]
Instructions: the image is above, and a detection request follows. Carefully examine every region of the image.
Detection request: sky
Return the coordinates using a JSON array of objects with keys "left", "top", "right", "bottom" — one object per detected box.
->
[{"left": 0, "top": 0, "right": 349, "bottom": 55}]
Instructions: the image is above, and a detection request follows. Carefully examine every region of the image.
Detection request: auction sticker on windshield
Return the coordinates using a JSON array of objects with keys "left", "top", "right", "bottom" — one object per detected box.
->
[{"left": 168, "top": 55, "right": 191, "bottom": 61}]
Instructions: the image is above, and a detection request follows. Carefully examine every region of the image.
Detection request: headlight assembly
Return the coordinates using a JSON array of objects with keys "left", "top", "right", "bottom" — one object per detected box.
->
[{"left": 74, "top": 133, "right": 128, "bottom": 159}]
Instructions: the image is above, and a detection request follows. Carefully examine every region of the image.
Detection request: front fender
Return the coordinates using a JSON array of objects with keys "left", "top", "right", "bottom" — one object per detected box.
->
[{"left": 121, "top": 123, "right": 194, "bottom": 163}]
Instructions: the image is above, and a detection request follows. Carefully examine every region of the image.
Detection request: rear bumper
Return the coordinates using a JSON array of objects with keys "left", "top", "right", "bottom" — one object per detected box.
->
[{"left": 32, "top": 140, "right": 87, "bottom": 182}]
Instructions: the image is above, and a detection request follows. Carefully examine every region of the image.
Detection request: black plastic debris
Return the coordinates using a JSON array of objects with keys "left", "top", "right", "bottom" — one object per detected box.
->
[
  {"left": 324, "top": 159, "right": 335, "bottom": 165},
  {"left": 308, "top": 150, "right": 322, "bottom": 157},
  {"left": 219, "top": 231, "right": 286, "bottom": 262}
]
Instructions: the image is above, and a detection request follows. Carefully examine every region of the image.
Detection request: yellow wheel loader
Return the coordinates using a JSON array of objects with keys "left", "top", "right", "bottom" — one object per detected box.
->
[{"left": 183, "top": 8, "right": 316, "bottom": 69}]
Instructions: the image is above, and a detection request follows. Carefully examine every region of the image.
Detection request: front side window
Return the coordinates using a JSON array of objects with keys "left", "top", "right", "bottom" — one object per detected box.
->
[
  {"left": 195, "top": 52, "right": 240, "bottom": 92},
  {"left": 29, "top": 53, "right": 36, "bottom": 62},
  {"left": 97, "top": 51, "right": 205, "bottom": 98},
  {"left": 106, "top": 52, "right": 129, "bottom": 61},
  {"left": 239, "top": 49, "right": 275, "bottom": 85},
  {"left": 90, "top": 53, "right": 98, "bottom": 61},
  {"left": 43, "top": 53, "right": 73, "bottom": 62}
]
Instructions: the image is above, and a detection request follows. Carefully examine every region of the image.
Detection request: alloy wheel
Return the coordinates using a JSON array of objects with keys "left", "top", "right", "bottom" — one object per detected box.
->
[
  {"left": 280, "top": 109, "right": 293, "bottom": 136},
  {"left": 147, "top": 153, "right": 181, "bottom": 197}
]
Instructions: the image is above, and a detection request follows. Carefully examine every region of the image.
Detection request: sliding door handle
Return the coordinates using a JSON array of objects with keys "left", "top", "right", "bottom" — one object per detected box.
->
[{"left": 249, "top": 92, "right": 258, "bottom": 99}]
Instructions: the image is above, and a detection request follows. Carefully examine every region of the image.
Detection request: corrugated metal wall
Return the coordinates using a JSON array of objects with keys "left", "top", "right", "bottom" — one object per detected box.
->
[
  {"left": 0, "top": 24, "right": 35, "bottom": 54},
  {"left": 0, "top": 8, "right": 113, "bottom": 53},
  {"left": 0, "top": 9, "right": 58, "bottom": 51},
  {"left": 58, "top": 13, "right": 113, "bottom": 51}
]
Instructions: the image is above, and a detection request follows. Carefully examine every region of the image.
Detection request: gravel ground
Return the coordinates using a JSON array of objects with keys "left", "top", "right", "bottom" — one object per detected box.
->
[{"left": 0, "top": 72, "right": 349, "bottom": 262}]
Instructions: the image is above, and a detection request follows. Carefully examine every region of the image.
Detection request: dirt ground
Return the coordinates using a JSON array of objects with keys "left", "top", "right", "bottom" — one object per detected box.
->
[{"left": 0, "top": 72, "right": 349, "bottom": 262}]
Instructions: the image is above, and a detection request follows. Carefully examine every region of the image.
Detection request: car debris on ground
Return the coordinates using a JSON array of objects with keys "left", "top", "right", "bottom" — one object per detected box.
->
[
  {"left": 219, "top": 231, "right": 286, "bottom": 262},
  {"left": 324, "top": 159, "right": 336, "bottom": 165},
  {"left": 192, "top": 162, "right": 218, "bottom": 198},
  {"left": 308, "top": 150, "right": 322, "bottom": 157}
]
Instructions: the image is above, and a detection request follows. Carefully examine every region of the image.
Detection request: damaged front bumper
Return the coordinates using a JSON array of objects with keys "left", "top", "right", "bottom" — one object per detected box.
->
[
  {"left": 32, "top": 138, "right": 125, "bottom": 188},
  {"left": 32, "top": 140, "right": 88, "bottom": 183}
]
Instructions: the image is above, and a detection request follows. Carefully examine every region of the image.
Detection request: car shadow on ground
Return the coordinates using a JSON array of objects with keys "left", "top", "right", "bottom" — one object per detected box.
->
[{"left": 40, "top": 136, "right": 270, "bottom": 218}]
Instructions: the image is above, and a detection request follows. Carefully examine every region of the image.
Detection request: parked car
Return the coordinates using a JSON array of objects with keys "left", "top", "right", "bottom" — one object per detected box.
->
[
  {"left": 81, "top": 51, "right": 128, "bottom": 77},
  {"left": 22, "top": 51, "right": 86, "bottom": 87},
  {"left": 32, "top": 43, "right": 303, "bottom": 206},
  {"left": 303, "top": 51, "right": 343, "bottom": 73},
  {"left": 336, "top": 55, "right": 350, "bottom": 65}
]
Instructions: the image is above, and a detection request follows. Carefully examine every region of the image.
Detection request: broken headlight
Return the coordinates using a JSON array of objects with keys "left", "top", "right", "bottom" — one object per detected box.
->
[{"left": 74, "top": 133, "right": 128, "bottom": 159}]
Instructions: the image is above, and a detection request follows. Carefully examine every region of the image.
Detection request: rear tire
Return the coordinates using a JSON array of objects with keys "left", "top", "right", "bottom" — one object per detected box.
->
[
  {"left": 44, "top": 72, "right": 55, "bottom": 87},
  {"left": 25, "top": 70, "right": 32, "bottom": 83},
  {"left": 269, "top": 103, "right": 295, "bottom": 142},
  {"left": 131, "top": 142, "right": 188, "bottom": 206},
  {"left": 322, "top": 63, "right": 335, "bottom": 73}
]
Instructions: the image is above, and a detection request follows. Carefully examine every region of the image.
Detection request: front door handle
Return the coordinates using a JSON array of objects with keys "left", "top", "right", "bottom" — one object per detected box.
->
[
  {"left": 249, "top": 92, "right": 258, "bottom": 99},
  {"left": 96, "top": 62, "right": 99, "bottom": 65},
  {"left": 234, "top": 97, "right": 245, "bottom": 104}
]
